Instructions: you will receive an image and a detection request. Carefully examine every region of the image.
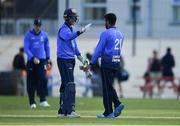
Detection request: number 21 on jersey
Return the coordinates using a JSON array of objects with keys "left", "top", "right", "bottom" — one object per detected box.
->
[{"left": 114, "top": 38, "right": 123, "bottom": 50}]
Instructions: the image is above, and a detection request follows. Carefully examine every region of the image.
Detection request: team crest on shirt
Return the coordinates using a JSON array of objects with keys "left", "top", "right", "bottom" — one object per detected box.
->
[{"left": 40, "top": 36, "right": 44, "bottom": 42}]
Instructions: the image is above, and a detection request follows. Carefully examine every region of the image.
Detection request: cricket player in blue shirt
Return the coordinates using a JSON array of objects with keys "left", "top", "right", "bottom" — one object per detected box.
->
[
  {"left": 83, "top": 13, "right": 124, "bottom": 118},
  {"left": 24, "top": 19, "right": 51, "bottom": 109},
  {"left": 57, "top": 8, "right": 88, "bottom": 118}
]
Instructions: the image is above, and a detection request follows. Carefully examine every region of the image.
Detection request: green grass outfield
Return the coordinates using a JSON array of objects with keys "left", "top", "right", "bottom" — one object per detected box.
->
[{"left": 0, "top": 96, "right": 180, "bottom": 125}]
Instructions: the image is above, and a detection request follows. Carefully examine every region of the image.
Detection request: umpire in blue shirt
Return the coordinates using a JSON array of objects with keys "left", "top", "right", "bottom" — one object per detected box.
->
[
  {"left": 24, "top": 19, "right": 51, "bottom": 109},
  {"left": 57, "top": 8, "right": 88, "bottom": 118},
  {"left": 83, "top": 13, "right": 124, "bottom": 118}
]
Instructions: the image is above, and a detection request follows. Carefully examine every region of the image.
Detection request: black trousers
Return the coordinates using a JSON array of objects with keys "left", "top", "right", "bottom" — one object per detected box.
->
[
  {"left": 57, "top": 58, "right": 75, "bottom": 114},
  {"left": 26, "top": 59, "right": 47, "bottom": 105},
  {"left": 57, "top": 58, "right": 75, "bottom": 93},
  {"left": 101, "top": 67, "right": 121, "bottom": 115}
]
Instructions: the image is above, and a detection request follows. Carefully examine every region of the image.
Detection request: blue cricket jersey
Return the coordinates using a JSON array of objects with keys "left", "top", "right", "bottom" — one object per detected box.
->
[
  {"left": 90, "top": 27, "right": 124, "bottom": 69},
  {"left": 57, "top": 22, "right": 81, "bottom": 59},
  {"left": 24, "top": 29, "right": 50, "bottom": 61}
]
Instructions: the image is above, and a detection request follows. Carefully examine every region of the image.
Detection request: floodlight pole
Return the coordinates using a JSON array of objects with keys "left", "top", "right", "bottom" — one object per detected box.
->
[
  {"left": 65, "top": 0, "right": 69, "bottom": 9},
  {"left": 132, "top": 0, "right": 137, "bottom": 56}
]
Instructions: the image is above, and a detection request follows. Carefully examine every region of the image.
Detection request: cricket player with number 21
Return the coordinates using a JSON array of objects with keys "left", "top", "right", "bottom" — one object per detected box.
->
[{"left": 82, "top": 13, "right": 124, "bottom": 118}]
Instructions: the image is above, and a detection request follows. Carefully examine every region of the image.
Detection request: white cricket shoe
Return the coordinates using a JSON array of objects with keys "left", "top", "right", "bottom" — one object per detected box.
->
[
  {"left": 40, "top": 101, "right": 50, "bottom": 108},
  {"left": 30, "top": 103, "right": 36, "bottom": 109},
  {"left": 67, "top": 111, "right": 80, "bottom": 118},
  {"left": 57, "top": 114, "right": 65, "bottom": 118}
]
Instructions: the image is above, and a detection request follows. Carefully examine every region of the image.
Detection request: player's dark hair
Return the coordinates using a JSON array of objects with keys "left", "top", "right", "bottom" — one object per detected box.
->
[{"left": 104, "top": 13, "right": 117, "bottom": 25}]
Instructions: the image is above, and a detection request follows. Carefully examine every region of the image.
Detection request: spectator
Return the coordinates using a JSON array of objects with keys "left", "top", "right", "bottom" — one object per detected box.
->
[
  {"left": 141, "top": 71, "right": 154, "bottom": 98},
  {"left": 46, "top": 60, "right": 53, "bottom": 96},
  {"left": 13, "top": 47, "right": 26, "bottom": 71},
  {"left": 12, "top": 47, "right": 26, "bottom": 95},
  {"left": 161, "top": 47, "right": 176, "bottom": 97},
  {"left": 148, "top": 50, "right": 161, "bottom": 97}
]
